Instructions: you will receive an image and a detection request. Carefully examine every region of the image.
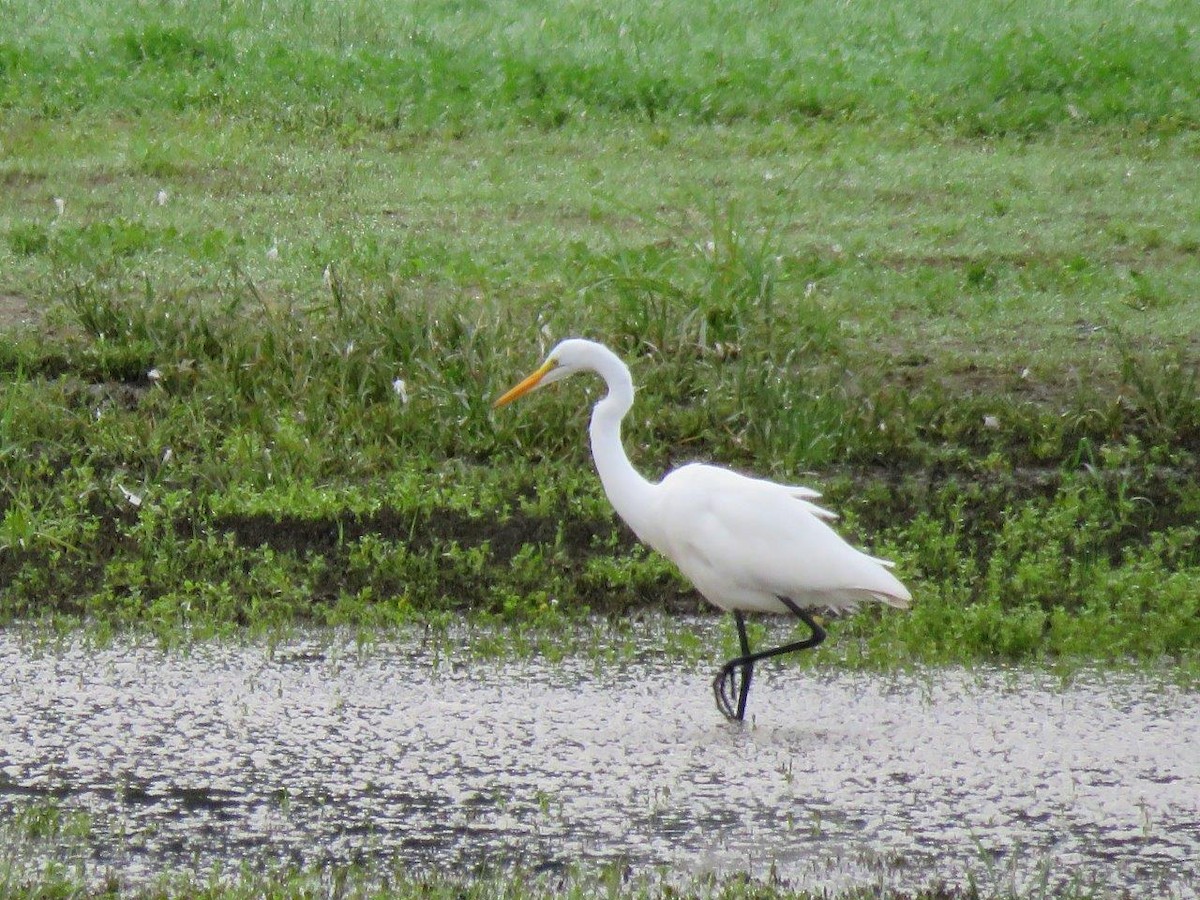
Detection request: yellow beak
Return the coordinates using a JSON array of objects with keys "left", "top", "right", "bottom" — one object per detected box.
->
[{"left": 494, "top": 359, "right": 556, "bottom": 408}]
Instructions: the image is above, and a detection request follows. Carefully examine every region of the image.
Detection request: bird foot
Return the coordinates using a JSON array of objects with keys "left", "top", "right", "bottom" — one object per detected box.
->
[{"left": 712, "top": 661, "right": 749, "bottom": 722}]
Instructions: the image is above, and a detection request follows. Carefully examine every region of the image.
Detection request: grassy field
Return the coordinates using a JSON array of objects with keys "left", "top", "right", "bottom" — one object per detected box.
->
[{"left": 1, "top": 0, "right": 1199, "bottom": 673}]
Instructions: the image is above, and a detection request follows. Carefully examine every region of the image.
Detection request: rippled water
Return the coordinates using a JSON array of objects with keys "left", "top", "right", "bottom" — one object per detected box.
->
[{"left": 1, "top": 625, "right": 1198, "bottom": 896}]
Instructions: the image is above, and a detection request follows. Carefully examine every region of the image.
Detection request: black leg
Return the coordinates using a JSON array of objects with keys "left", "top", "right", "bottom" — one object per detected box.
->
[
  {"left": 709, "top": 611, "right": 755, "bottom": 720},
  {"left": 712, "top": 599, "right": 827, "bottom": 722},
  {"left": 734, "top": 611, "right": 753, "bottom": 721},
  {"left": 713, "top": 611, "right": 751, "bottom": 720}
]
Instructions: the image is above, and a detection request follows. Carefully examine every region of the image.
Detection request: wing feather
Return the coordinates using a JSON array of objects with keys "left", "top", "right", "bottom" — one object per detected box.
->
[{"left": 653, "top": 464, "right": 910, "bottom": 614}]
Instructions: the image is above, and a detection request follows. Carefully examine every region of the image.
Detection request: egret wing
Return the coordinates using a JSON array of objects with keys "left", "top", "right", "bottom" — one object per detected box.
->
[{"left": 656, "top": 465, "right": 910, "bottom": 613}]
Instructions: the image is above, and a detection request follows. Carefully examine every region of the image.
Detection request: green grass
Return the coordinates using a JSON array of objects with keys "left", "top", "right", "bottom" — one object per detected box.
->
[
  {"left": 0, "top": 799, "right": 1112, "bottom": 899},
  {"left": 3, "top": 0, "right": 1199, "bottom": 134},
  {"left": 0, "top": 862, "right": 1042, "bottom": 900},
  {"left": 0, "top": 0, "right": 1199, "bottom": 670}
]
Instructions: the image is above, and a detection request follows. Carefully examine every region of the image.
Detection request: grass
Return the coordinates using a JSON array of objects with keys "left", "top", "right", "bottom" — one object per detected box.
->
[
  {"left": 0, "top": 798, "right": 1122, "bottom": 900},
  {"left": 0, "top": 863, "right": 1062, "bottom": 900},
  {"left": 3, "top": 0, "right": 1199, "bottom": 134},
  {"left": 0, "top": 0, "right": 1199, "bottom": 673},
  {"left": 0, "top": 867, "right": 1113, "bottom": 900}
]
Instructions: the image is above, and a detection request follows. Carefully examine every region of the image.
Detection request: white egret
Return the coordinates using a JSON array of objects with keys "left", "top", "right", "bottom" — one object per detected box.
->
[{"left": 495, "top": 339, "right": 910, "bottom": 721}]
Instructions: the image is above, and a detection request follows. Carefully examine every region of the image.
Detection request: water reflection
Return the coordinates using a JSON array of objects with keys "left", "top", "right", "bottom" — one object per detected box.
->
[{"left": 0, "top": 624, "right": 1197, "bottom": 897}]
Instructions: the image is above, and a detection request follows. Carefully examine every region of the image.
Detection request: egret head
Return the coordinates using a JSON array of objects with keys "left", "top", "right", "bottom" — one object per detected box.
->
[{"left": 494, "top": 339, "right": 599, "bottom": 407}]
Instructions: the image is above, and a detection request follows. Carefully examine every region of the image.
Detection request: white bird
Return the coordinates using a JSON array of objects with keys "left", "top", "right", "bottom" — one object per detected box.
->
[{"left": 495, "top": 338, "right": 910, "bottom": 721}]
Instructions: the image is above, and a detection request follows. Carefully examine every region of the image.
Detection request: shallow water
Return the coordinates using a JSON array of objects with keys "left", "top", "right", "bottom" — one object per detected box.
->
[{"left": 1, "top": 624, "right": 1197, "bottom": 896}]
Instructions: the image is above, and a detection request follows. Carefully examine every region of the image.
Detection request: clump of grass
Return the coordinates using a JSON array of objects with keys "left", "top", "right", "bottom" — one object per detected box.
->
[
  {"left": 1113, "top": 333, "right": 1200, "bottom": 448},
  {"left": 5, "top": 223, "right": 50, "bottom": 256},
  {"left": 836, "top": 458, "right": 1200, "bottom": 666},
  {"left": 0, "top": 837, "right": 1036, "bottom": 900}
]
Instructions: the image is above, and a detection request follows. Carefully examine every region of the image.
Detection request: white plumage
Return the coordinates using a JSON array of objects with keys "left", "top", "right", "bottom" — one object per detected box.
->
[
  {"left": 496, "top": 338, "right": 910, "bottom": 719},
  {"left": 649, "top": 463, "right": 910, "bottom": 615}
]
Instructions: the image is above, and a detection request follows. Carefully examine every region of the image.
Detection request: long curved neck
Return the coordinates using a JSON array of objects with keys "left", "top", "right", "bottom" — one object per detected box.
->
[{"left": 586, "top": 350, "right": 660, "bottom": 545}]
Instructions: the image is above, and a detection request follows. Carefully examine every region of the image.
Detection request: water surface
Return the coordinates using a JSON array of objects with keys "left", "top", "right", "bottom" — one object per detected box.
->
[{"left": 1, "top": 625, "right": 1197, "bottom": 896}]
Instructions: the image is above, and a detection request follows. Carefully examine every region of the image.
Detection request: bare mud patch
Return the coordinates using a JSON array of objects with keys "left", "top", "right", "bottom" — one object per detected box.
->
[{"left": 0, "top": 293, "right": 35, "bottom": 331}]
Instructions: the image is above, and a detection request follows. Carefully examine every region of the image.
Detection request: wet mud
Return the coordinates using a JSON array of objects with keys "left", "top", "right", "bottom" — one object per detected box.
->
[{"left": 0, "top": 626, "right": 1197, "bottom": 896}]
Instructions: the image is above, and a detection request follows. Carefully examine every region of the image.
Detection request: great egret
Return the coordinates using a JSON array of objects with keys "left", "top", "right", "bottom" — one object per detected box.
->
[{"left": 495, "top": 339, "right": 911, "bottom": 721}]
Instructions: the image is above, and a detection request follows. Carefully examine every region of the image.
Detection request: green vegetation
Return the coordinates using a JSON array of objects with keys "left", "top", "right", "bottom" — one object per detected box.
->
[
  {"left": 0, "top": 800, "right": 1111, "bottom": 899},
  {"left": 4, "top": 0, "right": 1200, "bottom": 134},
  {"left": 1, "top": 0, "right": 1198, "bottom": 673},
  {"left": 0, "top": 862, "right": 1059, "bottom": 900},
  {"left": 0, "top": 865, "right": 1101, "bottom": 900}
]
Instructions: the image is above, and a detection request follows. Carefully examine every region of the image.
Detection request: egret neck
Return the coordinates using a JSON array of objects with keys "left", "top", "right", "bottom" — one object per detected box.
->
[{"left": 585, "top": 347, "right": 660, "bottom": 549}]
